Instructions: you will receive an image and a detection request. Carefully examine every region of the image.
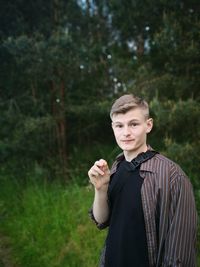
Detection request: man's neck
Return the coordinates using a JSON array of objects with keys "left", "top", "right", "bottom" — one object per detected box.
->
[{"left": 124, "top": 145, "right": 148, "bottom": 162}]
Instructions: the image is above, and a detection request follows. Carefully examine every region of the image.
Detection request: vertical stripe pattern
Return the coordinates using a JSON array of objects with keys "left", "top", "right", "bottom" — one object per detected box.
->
[
  {"left": 90, "top": 149, "right": 198, "bottom": 267},
  {"left": 139, "top": 153, "right": 197, "bottom": 267}
]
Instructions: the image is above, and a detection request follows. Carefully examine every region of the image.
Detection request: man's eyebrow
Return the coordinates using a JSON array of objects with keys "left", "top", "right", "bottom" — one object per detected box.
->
[
  {"left": 112, "top": 119, "right": 140, "bottom": 124},
  {"left": 129, "top": 119, "right": 140, "bottom": 123},
  {"left": 112, "top": 121, "right": 123, "bottom": 124}
]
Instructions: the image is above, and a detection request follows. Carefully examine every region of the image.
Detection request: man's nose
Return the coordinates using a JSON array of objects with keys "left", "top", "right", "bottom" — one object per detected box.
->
[{"left": 123, "top": 125, "right": 131, "bottom": 136}]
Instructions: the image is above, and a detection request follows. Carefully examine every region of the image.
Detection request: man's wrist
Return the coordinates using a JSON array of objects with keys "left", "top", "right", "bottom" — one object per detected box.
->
[{"left": 95, "top": 183, "right": 109, "bottom": 194}]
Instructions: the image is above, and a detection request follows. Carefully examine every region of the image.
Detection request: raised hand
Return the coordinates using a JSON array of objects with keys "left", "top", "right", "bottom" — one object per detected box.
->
[{"left": 88, "top": 159, "right": 110, "bottom": 190}]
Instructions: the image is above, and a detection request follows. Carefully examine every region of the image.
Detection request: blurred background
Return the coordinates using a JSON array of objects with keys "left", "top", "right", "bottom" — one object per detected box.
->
[{"left": 0, "top": 0, "right": 199, "bottom": 266}]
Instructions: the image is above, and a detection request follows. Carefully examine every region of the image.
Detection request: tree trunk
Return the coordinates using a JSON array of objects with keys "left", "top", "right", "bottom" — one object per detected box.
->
[
  {"left": 59, "top": 79, "right": 67, "bottom": 168},
  {"left": 136, "top": 34, "right": 144, "bottom": 57},
  {"left": 53, "top": 0, "right": 60, "bottom": 28}
]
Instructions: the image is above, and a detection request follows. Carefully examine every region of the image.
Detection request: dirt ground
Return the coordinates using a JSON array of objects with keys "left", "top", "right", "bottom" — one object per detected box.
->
[{"left": 0, "top": 234, "right": 19, "bottom": 267}]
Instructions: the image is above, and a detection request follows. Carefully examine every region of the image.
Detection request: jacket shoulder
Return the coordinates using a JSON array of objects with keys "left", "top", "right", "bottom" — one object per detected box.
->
[{"left": 150, "top": 153, "right": 189, "bottom": 184}]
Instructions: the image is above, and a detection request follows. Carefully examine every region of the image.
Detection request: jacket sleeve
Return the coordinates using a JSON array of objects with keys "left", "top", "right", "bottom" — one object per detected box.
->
[
  {"left": 88, "top": 207, "right": 110, "bottom": 230},
  {"left": 162, "top": 174, "right": 198, "bottom": 267}
]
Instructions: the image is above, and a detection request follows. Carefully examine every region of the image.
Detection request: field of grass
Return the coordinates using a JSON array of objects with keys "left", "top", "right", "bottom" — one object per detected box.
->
[
  {"left": 0, "top": 176, "right": 106, "bottom": 267},
  {"left": 0, "top": 174, "right": 199, "bottom": 267}
]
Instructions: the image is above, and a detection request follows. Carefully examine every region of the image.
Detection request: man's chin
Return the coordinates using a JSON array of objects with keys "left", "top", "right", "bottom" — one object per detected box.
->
[{"left": 120, "top": 146, "right": 136, "bottom": 152}]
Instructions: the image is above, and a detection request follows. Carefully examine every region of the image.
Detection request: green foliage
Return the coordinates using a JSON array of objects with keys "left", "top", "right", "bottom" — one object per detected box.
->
[
  {"left": 0, "top": 1, "right": 199, "bottom": 265},
  {"left": 0, "top": 172, "right": 199, "bottom": 267},
  {"left": 163, "top": 139, "right": 200, "bottom": 188},
  {"left": 0, "top": 0, "right": 200, "bottom": 177},
  {"left": 0, "top": 177, "right": 106, "bottom": 267},
  {"left": 150, "top": 98, "right": 200, "bottom": 143}
]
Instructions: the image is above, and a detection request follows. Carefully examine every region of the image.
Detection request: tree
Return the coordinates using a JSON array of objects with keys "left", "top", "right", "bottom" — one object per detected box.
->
[{"left": 0, "top": 0, "right": 199, "bottom": 181}]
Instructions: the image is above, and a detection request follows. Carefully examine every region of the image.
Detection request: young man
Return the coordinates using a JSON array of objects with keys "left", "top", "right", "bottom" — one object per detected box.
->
[{"left": 88, "top": 94, "right": 197, "bottom": 267}]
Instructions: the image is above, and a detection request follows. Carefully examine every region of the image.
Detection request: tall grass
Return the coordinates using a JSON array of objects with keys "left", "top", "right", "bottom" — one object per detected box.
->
[
  {"left": 0, "top": 177, "right": 106, "bottom": 267},
  {"left": 0, "top": 141, "right": 199, "bottom": 267}
]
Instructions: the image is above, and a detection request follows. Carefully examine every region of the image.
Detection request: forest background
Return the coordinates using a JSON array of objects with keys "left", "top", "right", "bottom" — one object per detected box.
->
[{"left": 0, "top": 0, "right": 200, "bottom": 266}]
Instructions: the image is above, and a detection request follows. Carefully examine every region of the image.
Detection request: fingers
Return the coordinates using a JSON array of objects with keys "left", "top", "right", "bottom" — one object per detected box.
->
[
  {"left": 88, "top": 159, "right": 109, "bottom": 179},
  {"left": 93, "top": 164, "right": 104, "bottom": 176},
  {"left": 95, "top": 159, "right": 107, "bottom": 169},
  {"left": 88, "top": 166, "right": 103, "bottom": 179},
  {"left": 88, "top": 159, "right": 109, "bottom": 182}
]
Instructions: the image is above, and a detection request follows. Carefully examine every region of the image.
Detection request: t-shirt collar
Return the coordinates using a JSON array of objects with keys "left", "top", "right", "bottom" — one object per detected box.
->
[{"left": 110, "top": 145, "right": 157, "bottom": 175}]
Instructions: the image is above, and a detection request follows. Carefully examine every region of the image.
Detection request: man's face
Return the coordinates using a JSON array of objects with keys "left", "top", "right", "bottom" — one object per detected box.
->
[{"left": 111, "top": 108, "right": 153, "bottom": 158}]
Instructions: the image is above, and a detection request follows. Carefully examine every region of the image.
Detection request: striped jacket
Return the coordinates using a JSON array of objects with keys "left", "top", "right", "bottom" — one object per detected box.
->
[{"left": 90, "top": 150, "right": 198, "bottom": 267}]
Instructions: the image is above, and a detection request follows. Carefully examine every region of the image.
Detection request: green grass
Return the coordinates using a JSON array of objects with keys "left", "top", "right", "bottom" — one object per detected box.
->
[
  {"left": 0, "top": 177, "right": 106, "bottom": 267},
  {"left": 0, "top": 175, "right": 199, "bottom": 266}
]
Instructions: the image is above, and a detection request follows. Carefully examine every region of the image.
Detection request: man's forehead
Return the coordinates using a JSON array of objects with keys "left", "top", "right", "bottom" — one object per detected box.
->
[{"left": 112, "top": 108, "right": 147, "bottom": 122}]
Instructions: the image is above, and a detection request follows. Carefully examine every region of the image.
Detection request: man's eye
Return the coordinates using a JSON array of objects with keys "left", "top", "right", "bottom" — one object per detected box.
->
[
  {"left": 116, "top": 124, "right": 122, "bottom": 128},
  {"left": 131, "top": 123, "right": 138, "bottom": 127}
]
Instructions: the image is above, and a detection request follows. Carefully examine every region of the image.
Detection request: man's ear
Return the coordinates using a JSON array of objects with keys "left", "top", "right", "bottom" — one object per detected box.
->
[{"left": 146, "top": 118, "right": 153, "bottom": 133}]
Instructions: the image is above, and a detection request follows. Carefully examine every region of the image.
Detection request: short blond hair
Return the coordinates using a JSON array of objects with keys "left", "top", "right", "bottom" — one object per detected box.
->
[{"left": 110, "top": 94, "right": 149, "bottom": 119}]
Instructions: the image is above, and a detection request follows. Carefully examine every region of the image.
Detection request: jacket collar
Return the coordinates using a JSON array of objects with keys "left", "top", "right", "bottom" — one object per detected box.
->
[{"left": 110, "top": 145, "right": 157, "bottom": 176}]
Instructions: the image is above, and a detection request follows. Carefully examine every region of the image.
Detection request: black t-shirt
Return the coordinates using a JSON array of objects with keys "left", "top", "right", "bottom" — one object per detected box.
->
[{"left": 105, "top": 159, "right": 149, "bottom": 267}]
